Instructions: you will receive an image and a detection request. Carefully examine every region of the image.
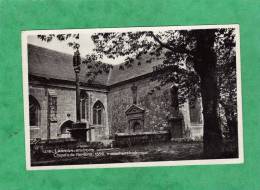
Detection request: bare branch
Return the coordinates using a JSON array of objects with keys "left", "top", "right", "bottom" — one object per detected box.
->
[{"left": 149, "top": 32, "right": 190, "bottom": 54}]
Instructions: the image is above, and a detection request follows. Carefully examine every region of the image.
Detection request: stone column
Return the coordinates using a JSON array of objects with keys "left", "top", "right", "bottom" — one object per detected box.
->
[{"left": 75, "top": 72, "right": 80, "bottom": 122}]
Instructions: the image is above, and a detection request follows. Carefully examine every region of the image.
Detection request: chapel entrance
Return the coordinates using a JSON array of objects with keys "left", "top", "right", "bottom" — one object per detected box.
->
[
  {"left": 60, "top": 120, "right": 73, "bottom": 138},
  {"left": 132, "top": 121, "right": 141, "bottom": 133},
  {"left": 125, "top": 104, "right": 145, "bottom": 134}
]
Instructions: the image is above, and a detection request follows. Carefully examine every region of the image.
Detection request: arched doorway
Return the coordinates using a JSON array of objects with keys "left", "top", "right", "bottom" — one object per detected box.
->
[
  {"left": 132, "top": 121, "right": 141, "bottom": 133},
  {"left": 59, "top": 120, "right": 73, "bottom": 138}
]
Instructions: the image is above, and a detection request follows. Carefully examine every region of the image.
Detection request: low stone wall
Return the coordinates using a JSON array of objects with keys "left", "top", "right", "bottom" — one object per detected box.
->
[{"left": 114, "top": 131, "right": 170, "bottom": 147}]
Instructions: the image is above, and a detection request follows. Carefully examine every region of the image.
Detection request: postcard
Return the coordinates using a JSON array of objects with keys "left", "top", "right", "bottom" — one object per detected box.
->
[{"left": 22, "top": 24, "right": 243, "bottom": 170}]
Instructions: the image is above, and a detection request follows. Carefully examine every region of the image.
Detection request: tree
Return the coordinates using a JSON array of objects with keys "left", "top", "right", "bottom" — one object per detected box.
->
[
  {"left": 90, "top": 28, "right": 237, "bottom": 158},
  {"left": 215, "top": 29, "right": 237, "bottom": 143}
]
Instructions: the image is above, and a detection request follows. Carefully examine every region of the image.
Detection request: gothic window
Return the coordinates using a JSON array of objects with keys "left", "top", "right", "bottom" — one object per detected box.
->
[
  {"left": 80, "top": 91, "right": 89, "bottom": 120},
  {"left": 29, "top": 95, "right": 40, "bottom": 127},
  {"left": 93, "top": 101, "right": 104, "bottom": 125}
]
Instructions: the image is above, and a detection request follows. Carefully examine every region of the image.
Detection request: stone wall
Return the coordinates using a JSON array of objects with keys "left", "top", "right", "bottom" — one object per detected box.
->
[
  {"left": 88, "top": 91, "right": 109, "bottom": 141},
  {"left": 189, "top": 98, "right": 204, "bottom": 139},
  {"left": 29, "top": 85, "right": 76, "bottom": 140},
  {"left": 29, "top": 77, "right": 203, "bottom": 141},
  {"left": 107, "top": 77, "right": 192, "bottom": 137},
  {"left": 29, "top": 82, "right": 109, "bottom": 141}
]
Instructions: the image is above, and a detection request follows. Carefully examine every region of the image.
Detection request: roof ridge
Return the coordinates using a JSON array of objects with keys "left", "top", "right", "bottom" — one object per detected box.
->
[
  {"left": 28, "top": 43, "right": 73, "bottom": 58},
  {"left": 28, "top": 44, "right": 161, "bottom": 87}
]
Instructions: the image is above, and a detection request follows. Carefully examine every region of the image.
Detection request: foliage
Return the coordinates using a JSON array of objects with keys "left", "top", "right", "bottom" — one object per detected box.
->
[
  {"left": 92, "top": 29, "right": 234, "bottom": 104},
  {"left": 38, "top": 33, "right": 80, "bottom": 49},
  {"left": 215, "top": 29, "right": 237, "bottom": 114},
  {"left": 215, "top": 29, "right": 237, "bottom": 137}
]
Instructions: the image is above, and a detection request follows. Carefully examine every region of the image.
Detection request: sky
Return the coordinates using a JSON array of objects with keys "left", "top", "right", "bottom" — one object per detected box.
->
[
  {"left": 26, "top": 25, "right": 234, "bottom": 66},
  {"left": 27, "top": 32, "right": 125, "bottom": 65}
]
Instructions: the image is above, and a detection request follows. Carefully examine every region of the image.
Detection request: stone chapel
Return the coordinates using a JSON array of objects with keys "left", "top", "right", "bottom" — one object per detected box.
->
[{"left": 28, "top": 44, "right": 204, "bottom": 142}]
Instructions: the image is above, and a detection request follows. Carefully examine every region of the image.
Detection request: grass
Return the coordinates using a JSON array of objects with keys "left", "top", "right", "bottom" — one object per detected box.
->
[
  {"left": 31, "top": 142, "right": 208, "bottom": 166},
  {"left": 31, "top": 140, "right": 238, "bottom": 166}
]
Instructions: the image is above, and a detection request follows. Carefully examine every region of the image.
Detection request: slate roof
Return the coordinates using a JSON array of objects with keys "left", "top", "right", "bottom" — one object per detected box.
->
[
  {"left": 28, "top": 44, "right": 162, "bottom": 86},
  {"left": 28, "top": 44, "right": 109, "bottom": 85},
  {"left": 107, "top": 56, "right": 162, "bottom": 85}
]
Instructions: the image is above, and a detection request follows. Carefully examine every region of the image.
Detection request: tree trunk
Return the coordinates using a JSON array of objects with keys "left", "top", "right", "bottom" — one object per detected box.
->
[
  {"left": 193, "top": 30, "right": 223, "bottom": 158},
  {"left": 200, "top": 73, "right": 223, "bottom": 158}
]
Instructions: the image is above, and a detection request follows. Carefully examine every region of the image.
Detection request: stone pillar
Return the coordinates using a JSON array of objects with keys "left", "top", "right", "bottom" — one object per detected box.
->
[
  {"left": 73, "top": 49, "right": 81, "bottom": 123},
  {"left": 70, "top": 49, "right": 88, "bottom": 142},
  {"left": 75, "top": 72, "right": 80, "bottom": 122},
  {"left": 168, "top": 85, "right": 184, "bottom": 139}
]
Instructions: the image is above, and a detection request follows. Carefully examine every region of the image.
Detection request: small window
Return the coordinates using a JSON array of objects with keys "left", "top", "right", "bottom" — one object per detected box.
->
[
  {"left": 29, "top": 95, "right": 40, "bottom": 127},
  {"left": 93, "top": 101, "right": 104, "bottom": 125}
]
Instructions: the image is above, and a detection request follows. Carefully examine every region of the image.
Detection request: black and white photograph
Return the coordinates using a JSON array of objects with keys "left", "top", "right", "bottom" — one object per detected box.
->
[{"left": 22, "top": 25, "right": 243, "bottom": 170}]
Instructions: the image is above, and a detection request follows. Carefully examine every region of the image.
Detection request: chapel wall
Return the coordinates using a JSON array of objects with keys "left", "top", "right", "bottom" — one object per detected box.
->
[
  {"left": 29, "top": 85, "right": 76, "bottom": 140},
  {"left": 29, "top": 83, "right": 109, "bottom": 140},
  {"left": 107, "top": 77, "right": 192, "bottom": 137},
  {"left": 29, "top": 86, "right": 48, "bottom": 139}
]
